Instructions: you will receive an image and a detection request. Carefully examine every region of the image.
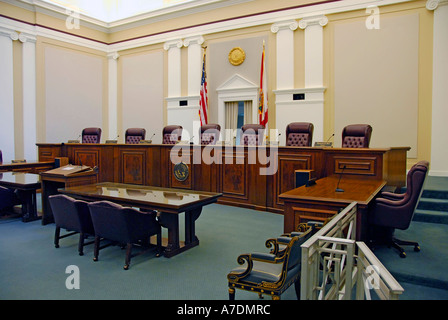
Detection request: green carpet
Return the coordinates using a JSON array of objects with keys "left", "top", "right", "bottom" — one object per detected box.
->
[{"left": 1, "top": 177, "right": 448, "bottom": 300}]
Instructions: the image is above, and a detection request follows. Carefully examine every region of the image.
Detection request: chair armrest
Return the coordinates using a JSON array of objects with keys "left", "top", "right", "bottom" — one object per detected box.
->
[{"left": 380, "top": 191, "right": 405, "bottom": 200}]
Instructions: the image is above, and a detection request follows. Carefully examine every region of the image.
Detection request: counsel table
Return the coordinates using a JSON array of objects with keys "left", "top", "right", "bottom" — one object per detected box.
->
[
  {"left": 0, "top": 172, "right": 42, "bottom": 222},
  {"left": 59, "top": 182, "right": 222, "bottom": 257},
  {"left": 279, "top": 176, "right": 386, "bottom": 241}
]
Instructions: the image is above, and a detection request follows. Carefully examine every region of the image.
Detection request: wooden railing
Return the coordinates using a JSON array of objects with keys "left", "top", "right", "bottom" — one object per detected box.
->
[{"left": 300, "top": 202, "right": 404, "bottom": 300}]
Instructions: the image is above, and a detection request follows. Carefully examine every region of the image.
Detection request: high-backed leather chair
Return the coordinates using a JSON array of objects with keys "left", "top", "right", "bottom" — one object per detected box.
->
[
  {"left": 0, "top": 150, "right": 2, "bottom": 163},
  {"left": 200, "top": 124, "right": 221, "bottom": 145},
  {"left": 125, "top": 128, "right": 146, "bottom": 144},
  {"left": 88, "top": 201, "right": 162, "bottom": 270},
  {"left": 48, "top": 194, "right": 95, "bottom": 256},
  {"left": 369, "top": 160, "right": 429, "bottom": 258},
  {"left": 227, "top": 224, "right": 315, "bottom": 300},
  {"left": 341, "top": 124, "right": 372, "bottom": 148},
  {"left": 82, "top": 127, "right": 102, "bottom": 144},
  {"left": 162, "top": 125, "right": 183, "bottom": 144},
  {"left": 240, "top": 124, "right": 265, "bottom": 146},
  {"left": 286, "top": 122, "right": 314, "bottom": 147}
]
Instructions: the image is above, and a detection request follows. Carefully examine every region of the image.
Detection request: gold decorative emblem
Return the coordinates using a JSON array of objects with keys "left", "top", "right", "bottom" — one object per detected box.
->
[
  {"left": 173, "top": 162, "right": 189, "bottom": 182},
  {"left": 228, "top": 47, "right": 246, "bottom": 66}
]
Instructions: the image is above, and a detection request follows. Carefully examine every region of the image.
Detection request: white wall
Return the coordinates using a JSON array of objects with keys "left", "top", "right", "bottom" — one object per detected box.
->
[
  {"left": 45, "top": 46, "right": 103, "bottom": 143},
  {"left": 121, "top": 50, "right": 164, "bottom": 144}
]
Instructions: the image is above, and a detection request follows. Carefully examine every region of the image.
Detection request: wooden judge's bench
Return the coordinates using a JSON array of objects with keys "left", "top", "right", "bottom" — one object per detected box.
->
[{"left": 37, "top": 143, "right": 409, "bottom": 215}]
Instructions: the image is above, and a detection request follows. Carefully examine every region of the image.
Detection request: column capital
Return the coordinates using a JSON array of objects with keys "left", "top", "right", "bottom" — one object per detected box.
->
[
  {"left": 183, "top": 36, "right": 204, "bottom": 47},
  {"left": 19, "top": 33, "right": 37, "bottom": 43},
  {"left": 164, "top": 39, "right": 184, "bottom": 51},
  {"left": 0, "top": 27, "right": 19, "bottom": 40},
  {"left": 107, "top": 51, "right": 119, "bottom": 60},
  {"left": 271, "top": 20, "right": 299, "bottom": 33},
  {"left": 426, "top": 0, "right": 448, "bottom": 10},
  {"left": 298, "top": 15, "right": 328, "bottom": 29}
]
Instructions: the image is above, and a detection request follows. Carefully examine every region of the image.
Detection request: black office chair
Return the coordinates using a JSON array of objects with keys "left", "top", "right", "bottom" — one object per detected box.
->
[
  {"left": 48, "top": 194, "right": 95, "bottom": 255},
  {"left": 88, "top": 201, "right": 162, "bottom": 270},
  {"left": 369, "top": 160, "right": 429, "bottom": 258}
]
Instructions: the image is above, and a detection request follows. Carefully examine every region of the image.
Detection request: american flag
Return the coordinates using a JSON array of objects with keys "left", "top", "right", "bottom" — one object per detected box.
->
[
  {"left": 259, "top": 41, "right": 268, "bottom": 127},
  {"left": 199, "top": 50, "right": 208, "bottom": 126}
]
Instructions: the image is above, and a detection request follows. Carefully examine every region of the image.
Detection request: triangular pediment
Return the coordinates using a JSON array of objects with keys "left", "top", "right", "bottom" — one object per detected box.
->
[{"left": 216, "top": 74, "right": 258, "bottom": 92}]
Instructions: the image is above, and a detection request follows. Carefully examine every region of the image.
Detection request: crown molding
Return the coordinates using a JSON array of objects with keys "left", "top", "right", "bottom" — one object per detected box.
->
[{"left": 1, "top": 0, "right": 416, "bottom": 53}]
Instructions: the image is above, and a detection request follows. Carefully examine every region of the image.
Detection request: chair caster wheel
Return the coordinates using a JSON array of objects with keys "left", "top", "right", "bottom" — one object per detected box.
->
[
  {"left": 414, "top": 245, "right": 420, "bottom": 252},
  {"left": 124, "top": 265, "right": 129, "bottom": 270},
  {"left": 93, "top": 257, "right": 98, "bottom": 261},
  {"left": 55, "top": 245, "right": 59, "bottom": 248},
  {"left": 79, "top": 252, "right": 84, "bottom": 256},
  {"left": 399, "top": 252, "right": 406, "bottom": 258}
]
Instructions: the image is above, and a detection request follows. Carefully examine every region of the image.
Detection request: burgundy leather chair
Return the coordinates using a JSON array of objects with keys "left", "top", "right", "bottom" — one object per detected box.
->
[
  {"left": 88, "top": 201, "right": 162, "bottom": 270},
  {"left": 0, "top": 185, "right": 16, "bottom": 213},
  {"left": 341, "top": 124, "right": 372, "bottom": 148},
  {"left": 162, "top": 125, "right": 183, "bottom": 144},
  {"left": 82, "top": 127, "right": 102, "bottom": 144},
  {"left": 125, "top": 128, "right": 146, "bottom": 144},
  {"left": 369, "top": 160, "right": 429, "bottom": 258},
  {"left": 48, "top": 194, "right": 95, "bottom": 256},
  {"left": 240, "top": 124, "right": 265, "bottom": 146},
  {"left": 285, "top": 122, "right": 314, "bottom": 147},
  {"left": 200, "top": 124, "right": 221, "bottom": 145}
]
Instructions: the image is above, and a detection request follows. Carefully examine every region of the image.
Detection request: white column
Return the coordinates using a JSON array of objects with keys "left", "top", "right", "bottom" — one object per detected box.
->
[
  {"left": 183, "top": 36, "right": 204, "bottom": 96},
  {"left": 107, "top": 51, "right": 119, "bottom": 140},
  {"left": 164, "top": 39, "right": 183, "bottom": 98},
  {"left": 428, "top": 0, "right": 448, "bottom": 176},
  {"left": 299, "top": 15, "right": 328, "bottom": 88},
  {"left": 271, "top": 20, "right": 298, "bottom": 90},
  {"left": 0, "top": 28, "right": 18, "bottom": 162},
  {"left": 19, "top": 33, "right": 37, "bottom": 160}
]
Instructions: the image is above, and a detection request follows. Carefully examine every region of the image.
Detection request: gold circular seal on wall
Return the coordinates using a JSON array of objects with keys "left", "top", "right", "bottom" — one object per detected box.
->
[
  {"left": 228, "top": 47, "right": 246, "bottom": 66},
  {"left": 173, "top": 162, "right": 189, "bottom": 182}
]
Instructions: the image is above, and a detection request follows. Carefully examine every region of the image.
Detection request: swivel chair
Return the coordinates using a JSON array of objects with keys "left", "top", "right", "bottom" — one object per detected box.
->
[
  {"left": 125, "top": 128, "right": 146, "bottom": 144},
  {"left": 240, "top": 124, "right": 265, "bottom": 146},
  {"left": 162, "top": 125, "right": 183, "bottom": 144},
  {"left": 285, "top": 122, "right": 314, "bottom": 147},
  {"left": 369, "top": 160, "right": 429, "bottom": 258},
  {"left": 341, "top": 124, "right": 372, "bottom": 148},
  {"left": 82, "top": 127, "right": 102, "bottom": 144},
  {"left": 200, "top": 124, "right": 221, "bottom": 145}
]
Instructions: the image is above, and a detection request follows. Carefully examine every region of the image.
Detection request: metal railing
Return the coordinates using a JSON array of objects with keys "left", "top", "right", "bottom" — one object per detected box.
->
[{"left": 300, "top": 202, "right": 404, "bottom": 300}]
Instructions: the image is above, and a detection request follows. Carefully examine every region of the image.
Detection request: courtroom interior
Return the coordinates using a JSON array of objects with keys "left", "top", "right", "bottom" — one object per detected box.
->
[{"left": 0, "top": 0, "right": 447, "bottom": 301}]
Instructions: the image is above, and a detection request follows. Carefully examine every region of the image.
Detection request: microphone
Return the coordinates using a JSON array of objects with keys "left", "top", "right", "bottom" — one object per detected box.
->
[
  {"left": 335, "top": 165, "right": 346, "bottom": 192},
  {"left": 148, "top": 133, "right": 155, "bottom": 141},
  {"left": 326, "top": 133, "right": 335, "bottom": 142},
  {"left": 189, "top": 135, "right": 194, "bottom": 145}
]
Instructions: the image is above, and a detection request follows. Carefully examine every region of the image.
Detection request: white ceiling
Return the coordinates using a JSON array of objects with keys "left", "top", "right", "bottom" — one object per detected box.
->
[{"left": 38, "top": 0, "right": 216, "bottom": 23}]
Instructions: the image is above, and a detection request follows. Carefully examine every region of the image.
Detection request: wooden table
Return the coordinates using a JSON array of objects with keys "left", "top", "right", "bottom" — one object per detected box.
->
[
  {"left": 0, "top": 172, "right": 42, "bottom": 222},
  {"left": 59, "top": 182, "right": 222, "bottom": 257},
  {"left": 279, "top": 176, "right": 386, "bottom": 241}
]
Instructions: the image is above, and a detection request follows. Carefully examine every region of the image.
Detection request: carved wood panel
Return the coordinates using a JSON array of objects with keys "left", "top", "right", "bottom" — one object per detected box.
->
[
  {"left": 221, "top": 152, "right": 247, "bottom": 199},
  {"left": 121, "top": 151, "right": 145, "bottom": 185}
]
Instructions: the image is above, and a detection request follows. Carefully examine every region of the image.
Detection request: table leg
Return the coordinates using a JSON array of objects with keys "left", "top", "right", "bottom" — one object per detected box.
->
[
  {"left": 19, "top": 190, "right": 40, "bottom": 222},
  {"left": 185, "top": 207, "right": 202, "bottom": 245},
  {"left": 157, "top": 212, "right": 180, "bottom": 258}
]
